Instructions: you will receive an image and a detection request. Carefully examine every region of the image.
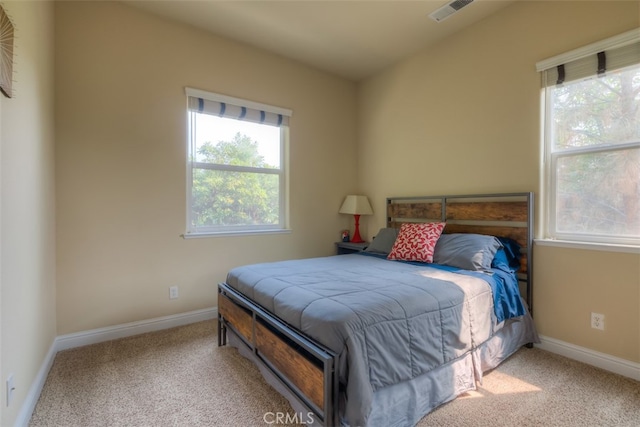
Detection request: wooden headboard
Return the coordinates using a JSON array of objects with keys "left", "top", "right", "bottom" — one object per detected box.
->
[{"left": 386, "top": 192, "right": 534, "bottom": 313}]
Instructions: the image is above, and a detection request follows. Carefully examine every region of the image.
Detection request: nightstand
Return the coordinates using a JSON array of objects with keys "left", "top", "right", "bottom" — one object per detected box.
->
[{"left": 335, "top": 241, "right": 368, "bottom": 255}]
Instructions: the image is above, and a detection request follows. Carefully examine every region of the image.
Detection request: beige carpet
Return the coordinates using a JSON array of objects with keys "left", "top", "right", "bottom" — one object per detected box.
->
[{"left": 29, "top": 320, "right": 640, "bottom": 427}]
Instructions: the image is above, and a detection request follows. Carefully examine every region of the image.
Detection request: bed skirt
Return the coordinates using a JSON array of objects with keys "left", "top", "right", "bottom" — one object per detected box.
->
[{"left": 225, "top": 311, "right": 538, "bottom": 427}]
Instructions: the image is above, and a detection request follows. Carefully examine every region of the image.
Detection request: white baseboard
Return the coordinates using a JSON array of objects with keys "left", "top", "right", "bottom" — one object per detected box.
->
[
  {"left": 14, "top": 340, "right": 57, "bottom": 427},
  {"left": 15, "top": 307, "right": 218, "bottom": 427},
  {"left": 536, "top": 335, "right": 640, "bottom": 381},
  {"left": 55, "top": 307, "right": 217, "bottom": 351}
]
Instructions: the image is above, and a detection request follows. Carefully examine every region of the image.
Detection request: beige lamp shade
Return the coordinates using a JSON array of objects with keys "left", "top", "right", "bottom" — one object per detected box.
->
[{"left": 339, "top": 195, "right": 373, "bottom": 215}]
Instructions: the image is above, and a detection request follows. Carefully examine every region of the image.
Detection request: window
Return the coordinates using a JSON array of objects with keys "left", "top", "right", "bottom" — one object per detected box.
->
[
  {"left": 185, "top": 88, "right": 291, "bottom": 236},
  {"left": 537, "top": 30, "right": 640, "bottom": 246}
]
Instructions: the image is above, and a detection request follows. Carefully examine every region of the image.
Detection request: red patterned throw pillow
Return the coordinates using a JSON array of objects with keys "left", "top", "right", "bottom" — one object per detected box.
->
[{"left": 387, "top": 222, "right": 446, "bottom": 263}]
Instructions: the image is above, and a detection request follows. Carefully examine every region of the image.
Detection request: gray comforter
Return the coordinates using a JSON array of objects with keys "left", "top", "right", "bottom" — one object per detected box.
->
[{"left": 225, "top": 254, "right": 498, "bottom": 426}]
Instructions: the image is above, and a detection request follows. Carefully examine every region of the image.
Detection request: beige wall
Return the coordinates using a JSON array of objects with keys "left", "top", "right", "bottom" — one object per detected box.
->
[
  {"left": 0, "top": 1, "right": 56, "bottom": 425},
  {"left": 357, "top": 0, "right": 640, "bottom": 362},
  {"left": 55, "top": 1, "right": 358, "bottom": 334}
]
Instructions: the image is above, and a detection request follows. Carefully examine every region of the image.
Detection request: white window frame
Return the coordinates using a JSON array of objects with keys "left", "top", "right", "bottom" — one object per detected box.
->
[
  {"left": 543, "top": 133, "right": 640, "bottom": 245},
  {"left": 184, "top": 88, "right": 291, "bottom": 237},
  {"left": 537, "top": 29, "right": 640, "bottom": 248}
]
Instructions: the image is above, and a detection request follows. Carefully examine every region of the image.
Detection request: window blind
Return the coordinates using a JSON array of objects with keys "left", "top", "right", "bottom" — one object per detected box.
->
[
  {"left": 536, "top": 28, "right": 640, "bottom": 87},
  {"left": 185, "top": 87, "right": 291, "bottom": 127}
]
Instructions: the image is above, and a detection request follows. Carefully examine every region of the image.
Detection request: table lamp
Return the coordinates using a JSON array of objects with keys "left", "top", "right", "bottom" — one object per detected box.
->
[{"left": 339, "top": 195, "right": 373, "bottom": 243}]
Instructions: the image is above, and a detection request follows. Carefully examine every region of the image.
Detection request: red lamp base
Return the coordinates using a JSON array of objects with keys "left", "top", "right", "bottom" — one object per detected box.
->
[{"left": 351, "top": 214, "right": 365, "bottom": 243}]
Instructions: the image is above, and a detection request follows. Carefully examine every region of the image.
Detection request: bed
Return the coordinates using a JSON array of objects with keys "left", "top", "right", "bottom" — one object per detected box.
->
[{"left": 217, "top": 192, "right": 539, "bottom": 426}]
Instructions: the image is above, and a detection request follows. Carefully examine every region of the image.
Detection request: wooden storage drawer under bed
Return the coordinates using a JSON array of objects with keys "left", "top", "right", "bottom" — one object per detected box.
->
[{"left": 218, "top": 286, "right": 338, "bottom": 424}]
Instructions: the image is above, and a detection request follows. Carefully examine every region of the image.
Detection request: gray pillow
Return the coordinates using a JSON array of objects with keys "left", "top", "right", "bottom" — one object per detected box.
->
[
  {"left": 364, "top": 227, "right": 399, "bottom": 254},
  {"left": 433, "top": 233, "right": 502, "bottom": 271}
]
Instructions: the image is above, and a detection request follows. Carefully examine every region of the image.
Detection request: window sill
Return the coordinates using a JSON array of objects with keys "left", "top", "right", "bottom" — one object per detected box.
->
[
  {"left": 182, "top": 229, "right": 292, "bottom": 239},
  {"left": 534, "top": 239, "right": 640, "bottom": 254}
]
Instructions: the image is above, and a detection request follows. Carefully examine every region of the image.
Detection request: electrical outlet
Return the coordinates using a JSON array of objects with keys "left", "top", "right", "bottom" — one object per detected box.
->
[
  {"left": 591, "top": 312, "right": 605, "bottom": 330},
  {"left": 6, "top": 374, "right": 15, "bottom": 407},
  {"left": 169, "top": 286, "right": 179, "bottom": 300}
]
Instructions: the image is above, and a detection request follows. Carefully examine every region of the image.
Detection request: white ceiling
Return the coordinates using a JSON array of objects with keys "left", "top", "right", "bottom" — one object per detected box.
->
[{"left": 123, "top": 0, "right": 517, "bottom": 81}]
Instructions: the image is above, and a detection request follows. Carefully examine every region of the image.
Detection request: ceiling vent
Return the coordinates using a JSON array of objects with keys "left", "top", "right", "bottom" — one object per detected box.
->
[{"left": 429, "top": 0, "right": 475, "bottom": 22}]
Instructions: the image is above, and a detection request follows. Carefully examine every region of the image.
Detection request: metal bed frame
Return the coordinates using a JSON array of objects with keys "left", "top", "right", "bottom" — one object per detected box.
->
[{"left": 218, "top": 192, "right": 534, "bottom": 426}]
